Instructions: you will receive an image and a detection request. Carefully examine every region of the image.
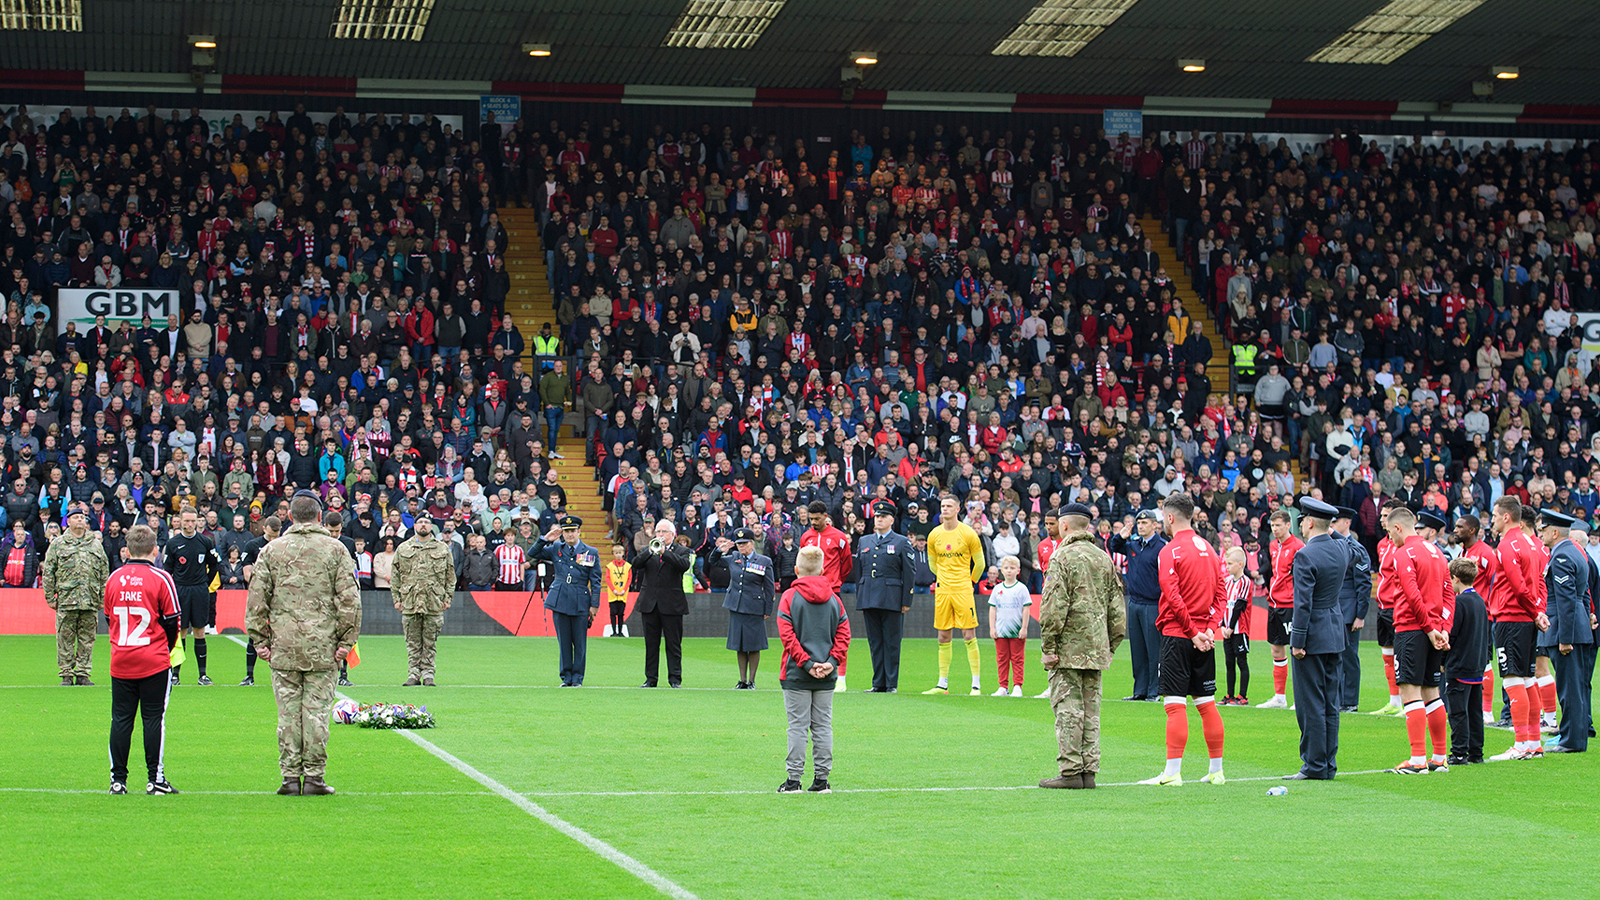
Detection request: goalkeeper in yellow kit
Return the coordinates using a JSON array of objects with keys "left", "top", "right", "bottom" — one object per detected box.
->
[{"left": 923, "top": 496, "right": 987, "bottom": 695}]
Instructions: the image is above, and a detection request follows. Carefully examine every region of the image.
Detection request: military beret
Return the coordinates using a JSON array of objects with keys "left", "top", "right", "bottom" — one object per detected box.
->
[
  {"left": 1299, "top": 497, "right": 1339, "bottom": 520},
  {"left": 733, "top": 527, "right": 758, "bottom": 543},
  {"left": 1061, "top": 502, "right": 1095, "bottom": 519},
  {"left": 1539, "top": 508, "right": 1577, "bottom": 529},
  {"left": 1334, "top": 506, "right": 1357, "bottom": 521},
  {"left": 558, "top": 514, "right": 582, "bottom": 529},
  {"left": 1416, "top": 511, "right": 1447, "bottom": 532}
]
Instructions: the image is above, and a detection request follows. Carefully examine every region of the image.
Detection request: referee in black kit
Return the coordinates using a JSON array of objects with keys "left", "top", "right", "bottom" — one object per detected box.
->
[{"left": 164, "top": 507, "right": 220, "bottom": 686}]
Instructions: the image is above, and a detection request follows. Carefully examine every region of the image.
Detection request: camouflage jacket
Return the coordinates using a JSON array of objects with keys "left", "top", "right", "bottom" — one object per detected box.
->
[
  {"left": 1039, "top": 532, "right": 1127, "bottom": 671},
  {"left": 245, "top": 523, "right": 361, "bottom": 672},
  {"left": 42, "top": 531, "right": 110, "bottom": 611},
  {"left": 391, "top": 535, "right": 456, "bottom": 615}
]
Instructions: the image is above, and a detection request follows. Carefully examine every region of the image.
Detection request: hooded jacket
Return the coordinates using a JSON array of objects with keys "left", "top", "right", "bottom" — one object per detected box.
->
[{"left": 777, "top": 574, "right": 851, "bottom": 690}]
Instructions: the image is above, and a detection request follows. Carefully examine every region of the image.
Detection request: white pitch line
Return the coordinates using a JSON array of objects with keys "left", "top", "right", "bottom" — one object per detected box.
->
[
  {"left": 336, "top": 692, "right": 699, "bottom": 900},
  {"left": 0, "top": 787, "right": 490, "bottom": 796}
]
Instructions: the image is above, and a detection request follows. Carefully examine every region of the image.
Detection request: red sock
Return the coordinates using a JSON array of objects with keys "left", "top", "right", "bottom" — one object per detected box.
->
[
  {"left": 1165, "top": 701, "right": 1189, "bottom": 759},
  {"left": 1383, "top": 651, "right": 1398, "bottom": 697},
  {"left": 1482, "top": 668, "right": 1494, "bottom": 715},
  {"left": 1198, "top": 699, "right": 1225, "bottom": 758},
  {"left": 1273, "top": 659, "right": 1288, "bottom": 695},
  {"left": 1537, "top": 678, "right": 1558, "bottom": 718},
  {"left": 1404, "top": 701, "right": 1427, "bottom": 758},
  {"left": 1425, "top": 700, "right": 1448, "bottom": 758},
  {"left": 1506, "top": 681, "right": 1531, "bottom": 743}
]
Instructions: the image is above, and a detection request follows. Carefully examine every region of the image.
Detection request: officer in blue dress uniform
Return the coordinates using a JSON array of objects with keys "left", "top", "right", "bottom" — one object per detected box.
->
[
  {"left": 1286, "top": 498, "right": 1354, "bottom": 780},
  {"left": 1537, "top": 509, "right": 1597, "bottom": 752},
  {"left": 1332, "top": 506, "right": 1372, "bottom": 711},
  {"left": 533, "top": 515, "right": 602, "bottom": 686},
  {"left": 714, "top": 527, "right": 776, "bottom": 689},
  {"left": 855, "top": 500, "right": 916, "bottom": 693}
]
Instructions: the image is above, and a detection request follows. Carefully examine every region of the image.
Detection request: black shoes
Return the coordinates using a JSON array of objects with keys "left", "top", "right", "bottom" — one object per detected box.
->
[
  {"left": 403, "top": 677, "right": 421, "bottom": 686},
  {"left": 75, "top": 676, "right": 95, "bottom": 686},
  {"left": 301, "top": 776, "right": 336, "bottom": 795},
  {"left": 735, "top": 681, "right": 748, "bottom": 690},
  {"left": 668, "top": 682, "right": 682, "bottom": 689},
  {"left": 59, "top": 677, "right": 73, "bottom": 686},
  {"left": 422, "top": 677, "right": 435, "bottom": 686},
  {"left": 109, "top": 781, "right": 128, "bottom": 795},
  {"left": 337, "top": 677, "right": 354, "bottom": 687},
  {"left": 1282, "top": 772, "right": 1312, "bottom": 780},
  {"left": 197, "top": 675, "right": 213, "bottom": 686},
  {"left": 807, "top": 778, "right": 831, "bottom": 793},
  {"left": 278, "top": 778, "right": 302, "bottom": 795},
  {"left": 777, "top": 779, "right": 803, "bottom": 794},
  {"left": 239, "top": 676, "right": 254, "bottom": 686},
  {"left": 1121, "top": 695, "right": 1143, "bottom": 702},
  {"left": 640, "top": 681, "right": 657, "bottom": 688},
  {"left": 146, "top": 780, "right": 179, "bottom": 795}
]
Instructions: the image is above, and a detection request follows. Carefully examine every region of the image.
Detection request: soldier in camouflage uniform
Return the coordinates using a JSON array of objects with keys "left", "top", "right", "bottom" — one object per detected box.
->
[
  {"left": 1037, "top": 504, "right": 1126, "bottom": 790},
  {"left": 43, "top": 508, "right": 111, "bottom": 686},
  {"left": 245, "top": 493, "right": 361, "bottom": 797},
  {"left": 390, "top": 518, "right": 455, "bottom": 687}
]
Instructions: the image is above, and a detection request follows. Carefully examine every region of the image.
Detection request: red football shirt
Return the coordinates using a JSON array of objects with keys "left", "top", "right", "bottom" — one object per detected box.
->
[
  {"left": 1460, "top": 538, "right": 1498, "bottom": 601},
  {"left": 104, "top": 560, "right": 179, "bottom": 680},
  {"left": 1487, "top": 530, "right": 1539, "bottom": 622},
  {"left": 1157, "top": 529, "right": 1227, "bottom": 638},
  {"left": 1036, "top": 536, "right": 1060, "bottom": 574},
  {"left": 801, "top": 526, "right": 853, "bottom": 592},
  {"left": 1375, "top": 536, "right": 1397, "bottom": 611},
  {"left": 1392, "top": 535, "right": 1452, "bottom": 634},
  {"left": 1268, "top": 535, "right": 1302, "bottom": 609}
]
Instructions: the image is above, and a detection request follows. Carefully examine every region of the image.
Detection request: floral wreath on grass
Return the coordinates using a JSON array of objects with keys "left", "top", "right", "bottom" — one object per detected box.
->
[{"left": 332, "top": 699, "right": 435, "bottom": 729}]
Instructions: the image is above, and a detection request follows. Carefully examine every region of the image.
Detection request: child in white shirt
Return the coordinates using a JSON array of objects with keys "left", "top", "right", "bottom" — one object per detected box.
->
[{"left": 987, "top": 555, "right": 1033, "bottom": 697}]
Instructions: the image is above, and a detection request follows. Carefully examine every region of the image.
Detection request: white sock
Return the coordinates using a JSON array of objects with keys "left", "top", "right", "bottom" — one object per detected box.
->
[
  {"left": 1208, "top": 757, "right": 1224, "bottom": 774},
  {"left": 1409, "top": 755, "right": 1426, "bottom": 766},
  {"left": 1390, "top": 694, "right": 1401, "bottom": 706},
  {"left": 936, "top": 677, "right": 948, "bottom": 688},
  {"left": 1163, "top": 757, "right": 1182, "bottom": 778},
  {"left": 972, "top": 676, "right": 982, "bottom": 688}
]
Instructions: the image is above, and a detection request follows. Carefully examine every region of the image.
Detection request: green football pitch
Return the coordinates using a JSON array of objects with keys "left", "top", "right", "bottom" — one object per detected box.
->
[{"left": 2, "top": 633, "right": 1596, "bottom": 899}]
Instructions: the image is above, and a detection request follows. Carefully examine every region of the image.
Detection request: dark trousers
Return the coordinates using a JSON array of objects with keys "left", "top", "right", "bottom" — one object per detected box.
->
[
  {"left": 642, "top": 610, "right": 683, "bottom": 686},
  {"left": 1338, "top": 625, "right": 1362, "bottom": 708},
  {"left": 1554, "top": 644, "right": 1597, "bottom": 751},
  {"left": 110, "top": 671, "right": 170, "bottom": 784},
  {"left": 1444, "top": 679, "right": 1484, "bottom": 760},
  {"left": 1291, "top": 653, "right": 1341, "bottom": 778},
  {"left": 552, "top": 611, "right": 590, "bottom": 685},
  {"left": 862, "top": 608, "right": 904, "bottom": 690},
  {"left": 1127, "top": 601, "right": 1160, "bottom": 697}
]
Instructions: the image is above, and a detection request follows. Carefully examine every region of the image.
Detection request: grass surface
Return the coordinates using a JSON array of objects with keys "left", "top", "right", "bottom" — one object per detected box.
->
[{"left": 1, "top": 633, "right": 1595, "bottom": 899}]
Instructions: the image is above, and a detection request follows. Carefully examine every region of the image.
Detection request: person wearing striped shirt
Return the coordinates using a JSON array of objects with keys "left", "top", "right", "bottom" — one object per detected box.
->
[{"left": 493, "top": 539, "right": 529, "bottom": 592}]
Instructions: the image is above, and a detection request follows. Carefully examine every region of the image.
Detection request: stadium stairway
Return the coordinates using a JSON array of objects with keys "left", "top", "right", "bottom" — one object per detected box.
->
[
  {"left": 1139, "top": 213, "right": 1302, "bottom": 486},
  {"left": 500, "top": 207, "right": 616, "bottom": 558}
]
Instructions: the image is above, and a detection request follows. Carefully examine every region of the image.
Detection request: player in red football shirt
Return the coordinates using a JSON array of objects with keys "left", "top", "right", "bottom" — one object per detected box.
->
[
  {"left": 1257, "top": 508, "right": 1301, "bottom": 708},
  {"left": 1452, "top": 514, "right": 1499, "bottom": 724},
  {"left": 1385, "top": 508, "right": 1454, "bottom": 774},
  {"left": 1140, "top": 493, "right": 1228, "bottom": 786},
  {"left": 104, "top": 524, "right": 181, "bottom": 795},
  {"left": 800, "top": 500, "right": 854, "bottom": 689},
  {"left": 1520, "top": 504, "right": 1561, "bottom": 734},
  {"left": 1487, "top": 497, "right": 1544, "bottom": 751},
  {"left": 1369, "top": 499, "right": 1407, "bottom": 715}
]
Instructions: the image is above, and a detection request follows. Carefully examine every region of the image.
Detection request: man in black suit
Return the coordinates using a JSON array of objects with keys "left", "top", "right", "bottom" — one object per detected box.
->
[{"left": 633, "top": 519, "right": 694, "bottom": 688}]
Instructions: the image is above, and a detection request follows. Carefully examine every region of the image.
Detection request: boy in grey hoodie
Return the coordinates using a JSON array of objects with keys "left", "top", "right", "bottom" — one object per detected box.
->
[{"left": 776, "top": 545, "right": 851, "bottom": 794}]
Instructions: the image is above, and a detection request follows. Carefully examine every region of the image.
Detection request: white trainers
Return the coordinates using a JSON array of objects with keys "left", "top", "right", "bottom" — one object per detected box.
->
[
  {"left": 991, "top": 687, "right": 1010, "bottom": 697},
  {"left": 1199, "top": 771, "right": 1225, "bottom": 785},
  {"left": 1010, "top": 685, "right": 1023, "bottom": 698},
  {"left": 550, "top": 452, "right": 566, "bottom": 460},
  {"left": 1256, "top": 695, "right": 1289, "bottom": 709},
  {"left": 1138, "top": 772, "right": 1183, "bottom": 786},
  {"left": 1483, "top": 711, "right": 1497, "bottom": 726},
  {"left": 1541, "top": 713, "right": 1560, "bottom": 734},
  {"left": 1489, "top": 746, "right": 1536, "bottom": 762},
  {"left": 833, "top": 675, "right": 847, "bottom": 693},
  {"left": 1034, "top": 689, "right": 1050, "bottom": 698}
]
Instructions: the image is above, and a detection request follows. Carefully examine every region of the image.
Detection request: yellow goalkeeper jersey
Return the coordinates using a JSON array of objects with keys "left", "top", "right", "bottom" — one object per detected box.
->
[{"left": 928, "top": 521, "right": 985, "bottom": 600}]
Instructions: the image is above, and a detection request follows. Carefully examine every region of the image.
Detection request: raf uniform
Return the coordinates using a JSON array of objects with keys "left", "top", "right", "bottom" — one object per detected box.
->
[
  {"left": 716, "top": 527, "right": 777, "bottom": 652},
  {"left": 1539, "top": 510, "right": 1596, "bottom": 752},
  {"left": 855, "top": 501, "right": 916, "bottom": 692},
  {"left": 1333, "top": 507, "right": 1373, "bottom": 711},
  {"left": 1288, "top": 498, "right": 1354, "bottom": 780},
  {"left": 534, "top": 515, "right": 603, "bottom": 686}
]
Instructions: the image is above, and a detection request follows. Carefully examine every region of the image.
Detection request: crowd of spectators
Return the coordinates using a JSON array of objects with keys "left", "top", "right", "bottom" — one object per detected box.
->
[{"left": 0, "top": 97, "right": 1593, "bottom": 597}]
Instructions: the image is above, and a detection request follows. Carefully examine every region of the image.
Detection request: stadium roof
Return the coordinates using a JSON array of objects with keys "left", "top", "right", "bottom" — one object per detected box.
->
[{"left": 0, "top": 0, "right": 1594, "bottom": 105}]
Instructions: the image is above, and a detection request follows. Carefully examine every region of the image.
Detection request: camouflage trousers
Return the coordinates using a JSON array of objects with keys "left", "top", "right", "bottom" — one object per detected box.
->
[
  {"left": 403, "top": 613, "right": 443, "bottom": 680},
  {"left": 271, "top": 668, "right": 337, "bottom": 777},
  {"left": 56, "top": 609, "right": 97, "bottom": 678},
  {"left": 1049, "top": 668, "right": 1104, "bottom": 777}
]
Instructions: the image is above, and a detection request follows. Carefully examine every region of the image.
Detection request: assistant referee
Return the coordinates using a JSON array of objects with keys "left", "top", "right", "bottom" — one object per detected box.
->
[{"left": 164, "top": 507, "right": 220, "bottom": 686}]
